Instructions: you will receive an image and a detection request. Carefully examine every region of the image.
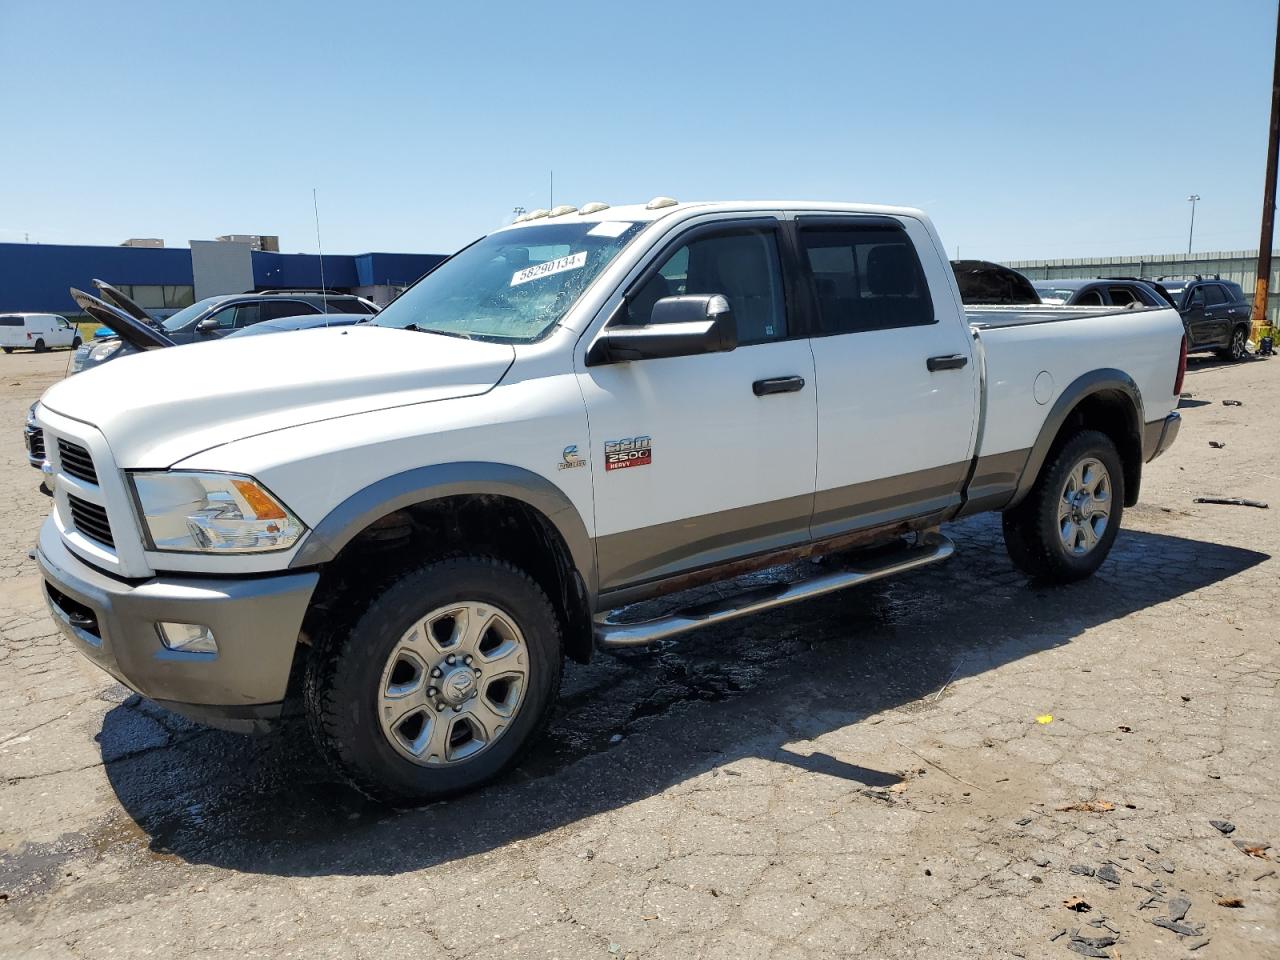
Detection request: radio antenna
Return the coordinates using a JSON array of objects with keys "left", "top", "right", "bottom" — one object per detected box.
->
[{"left": 313, "top": 187, "right": 328, "bottom": 320}]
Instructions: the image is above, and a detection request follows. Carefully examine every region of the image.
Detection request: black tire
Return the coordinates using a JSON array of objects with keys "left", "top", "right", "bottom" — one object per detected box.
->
[
  {"left": 1002, "top": 429, "right": 1125, "bottom": 583},
  {"left": 33, "top": 339, "right": 46, "bottom": 353},
  {"left": 1218, "top": 324, "right": 1248, "bottom": 362},
  {"left": 71, "top": 337, "right": 82, "bottom": 349},
  {"left": 304, "top": 556, "right": 563, "bottom": 804},
  {"left": 2, "top": 347, "right": 11, "bottom": 355}
]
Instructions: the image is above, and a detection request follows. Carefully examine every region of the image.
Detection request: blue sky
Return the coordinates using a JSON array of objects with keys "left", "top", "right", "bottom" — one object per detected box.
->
[{"left": 2, "top": 0, "right": 1277, "bottom": 261}]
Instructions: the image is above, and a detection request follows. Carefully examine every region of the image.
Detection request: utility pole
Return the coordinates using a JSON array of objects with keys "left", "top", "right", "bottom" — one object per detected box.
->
[
  {"left": 1186, "top": 194, "right": 1200, "bottom": 257},
  {"left": 1251, "top": 1, "right": 1280, "bottom": 339}
]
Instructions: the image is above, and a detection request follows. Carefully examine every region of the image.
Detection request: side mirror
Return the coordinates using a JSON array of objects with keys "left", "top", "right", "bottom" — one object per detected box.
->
[
  {"left": 196, "top": 318, "right": 220, "bottom": 334},
  {"left": 587, "top": 294, "right": 737, "bottom": 365}
]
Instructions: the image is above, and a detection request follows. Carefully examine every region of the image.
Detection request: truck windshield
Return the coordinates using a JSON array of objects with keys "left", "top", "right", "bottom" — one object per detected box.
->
[{"left": 373, "top": 220, "right": 646, "bottom": 342}]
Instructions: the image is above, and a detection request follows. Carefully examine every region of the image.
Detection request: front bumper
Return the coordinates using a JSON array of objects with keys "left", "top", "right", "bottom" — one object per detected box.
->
[
  {"left": 1142, "top": 411, "right": 1182, "bottom": 462},
  {"left": 36, "top": 515, "right": 318, "bottom": 733}
]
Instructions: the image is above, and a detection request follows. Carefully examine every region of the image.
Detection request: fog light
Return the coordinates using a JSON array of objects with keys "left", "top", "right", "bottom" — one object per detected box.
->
[{"left": 157, "top": 622, "right": 217, "bottom": 655}]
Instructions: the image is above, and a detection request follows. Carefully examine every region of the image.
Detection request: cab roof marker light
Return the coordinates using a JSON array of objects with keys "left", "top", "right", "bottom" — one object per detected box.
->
[
  {"left": 548, "top": 204, "right": 577, "bottom": 217},
  {"left": 645, "top": 196, "right": 678, "bottom": 210},
  {"left": 526, "top": 208, "right": 550, "bottom": 220},
  {"left": 579, "top": 202, "right": 610, "bottom": 214}
]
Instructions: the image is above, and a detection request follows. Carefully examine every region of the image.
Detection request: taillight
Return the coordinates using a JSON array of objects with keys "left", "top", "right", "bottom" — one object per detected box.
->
[{"left": 1173, "top": 334, "right": 1188, "bottom": 396}]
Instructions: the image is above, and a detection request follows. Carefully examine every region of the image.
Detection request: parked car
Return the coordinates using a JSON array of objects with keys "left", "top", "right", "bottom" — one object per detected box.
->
[
  {"left": 0, "top": 313, "right": 81, "bottom": 353},
  {"left": 72, "top": 289, "right": 378, "bottom": 372},
  {"left": 1154, "top": 276, "right": 1253, "bottom": 361},
  {"left": 951, "top": 260, "right": 1040, "bottom": 305},
  {"left": 1032, "top": 278, "right": 1169, "bottom": 309},
  {"left": 32, "top": 199, "right": 1185, "bottom": 803}
]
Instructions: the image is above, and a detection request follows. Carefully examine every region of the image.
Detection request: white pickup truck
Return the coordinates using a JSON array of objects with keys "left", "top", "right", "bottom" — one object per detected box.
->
[{"left": 34, "top": 199, "right": 1185, "bottom": 803}]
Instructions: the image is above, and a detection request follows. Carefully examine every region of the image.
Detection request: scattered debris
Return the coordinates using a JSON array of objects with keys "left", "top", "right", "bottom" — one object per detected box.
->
[
  {"left": 1214, "top": 897, "right": 1244, "bottom": 908},
  {"left": 1233, "top": 840, "right": 1272, "bottom": 859},
  {"left": 1222, "top": 399, "right": 1243, "bottom": 406},
  {"left": 1016, "top": 816, "right": 1034, "bottom": 827},
  {"left": 1209, "top": 820, "right": 1236, "bottom": 835},
  {"left": 1033, "top": 855, "right": 1051, "bottom": 868},
  {"left": 1152, "top": 917, "right": 1200, "bottom": 936},
  {"left": 1194, "top": 496, "right": 1269, "bottom": 508},
  {"left": 1096, "top": 864, "right": 1121, "bottom": 885},
  {"left": 1064, "top": 896, "right": 1092, "bottom": 912},
  {"left": 1208, "top": 440, "right": 1227, "bottom": 448},
  {"left": 1168, "top": 896, "right": 1192, "bottom": 921},
  {"left": 1036, "top": 714, "right": 1054, "bottom": 725},
  {"left": 1058, "top": 800, "right": 1116, "bottom": 813},
  {"left": 1067, "top": 939, "right": 1112, "bottom": 958},
  {"left": 1189, "top": 938, "right": 1212, "bottom": 952},
  {"left": 1050, "top": 929, "right": 1067, "bottom": 943},
  {"left": 1071, "top": 865, "right": 1097, "bottom": 877},
  {"left": 1254, "top": 869, "right": 1276, "bottom": 882},
  {"left": 1116, "top": 725, "right": 1131, "bottom": 733}
]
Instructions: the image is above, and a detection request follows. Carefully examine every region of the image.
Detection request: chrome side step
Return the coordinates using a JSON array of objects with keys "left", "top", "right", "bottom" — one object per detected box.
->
[{"left": 594, "top": 532, "right": 955, "bottom": 649}]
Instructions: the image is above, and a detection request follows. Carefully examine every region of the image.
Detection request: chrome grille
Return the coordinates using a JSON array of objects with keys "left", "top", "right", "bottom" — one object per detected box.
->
[
  {"left": 25, "top": 426, "right": 44, "bottom": 462},
  {"left": 57, "top": 439, "right": 97, "bottom": 484},
  {"left": 67, "top": 494, "right": 113, "bottom": 548}
]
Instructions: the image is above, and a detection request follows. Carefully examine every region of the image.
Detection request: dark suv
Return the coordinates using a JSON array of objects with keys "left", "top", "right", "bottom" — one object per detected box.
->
[
  {"left": 1156, "top": 276, "right": 1253, "bottom": 361},
  {"left": 1031, "top": 278, "right": 1169, "bottom": 309},
  {"left": 73, "top": 290, "right": 378, "bottom": 372}
]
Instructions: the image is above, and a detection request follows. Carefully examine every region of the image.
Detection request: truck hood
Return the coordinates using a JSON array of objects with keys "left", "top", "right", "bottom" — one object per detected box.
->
[{"left": 40, "top": 325, "right": 515, "bottom": 467}]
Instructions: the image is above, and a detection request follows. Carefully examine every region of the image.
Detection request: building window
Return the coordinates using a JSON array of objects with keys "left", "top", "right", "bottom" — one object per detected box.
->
[{"left": 117, "top": 284, "right": 195, "bottom": 310}]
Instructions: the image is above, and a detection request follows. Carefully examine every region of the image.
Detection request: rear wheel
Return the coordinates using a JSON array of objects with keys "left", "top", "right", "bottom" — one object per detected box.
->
[
  {"left": 305, "top": 556, "right": 563, "bottom": 804},
  {"left": 33, "top": 339, "right": 46, "bottom": 353},
  {"left": 1219, "top": 325, "right": 1248, "bottom": 362},
  {"left": 1002, "top": 430, "right": 1124, "bottom": 583},
  {"left": 2, "top": 347, "right": 11, "bottom": 355}
]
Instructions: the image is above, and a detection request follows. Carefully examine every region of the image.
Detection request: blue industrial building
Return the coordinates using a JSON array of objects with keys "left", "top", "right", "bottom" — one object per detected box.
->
[{"left": 0, "top": 240, "right": 447, "bottom": 315}]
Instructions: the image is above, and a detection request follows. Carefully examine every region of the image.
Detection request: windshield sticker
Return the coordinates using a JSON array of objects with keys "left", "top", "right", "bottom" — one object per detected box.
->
[
  {"left": 586, "top": 221, "right": 634, "bottom": 239},
  {"left": 511, "top": 251, "right": 588, "bottom": 287}
]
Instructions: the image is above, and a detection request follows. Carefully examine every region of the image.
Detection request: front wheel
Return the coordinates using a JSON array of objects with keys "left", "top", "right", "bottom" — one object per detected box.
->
[
  {"left": 71, "top": 336, "right": 82, "bottom": 349},
  {"left": 1002, "top": 430, "right": 1125, "bottom": 583},
  {"left": 1219, "top": 325, "right": 1248, "bottom": 362},
  {"left": 305, "top": 556, "right": 563, "bottom": 804}
]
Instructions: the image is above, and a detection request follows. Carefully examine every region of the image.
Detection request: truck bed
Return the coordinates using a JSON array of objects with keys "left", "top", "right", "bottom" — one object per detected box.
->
[{"left": 965, "top": 303, "right": 1164, "bottom": 330}]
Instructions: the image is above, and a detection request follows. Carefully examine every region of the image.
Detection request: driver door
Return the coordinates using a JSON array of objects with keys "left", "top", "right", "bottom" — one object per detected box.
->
[{"left": 577, "top": 218, "right": 818, "bottom": 595}]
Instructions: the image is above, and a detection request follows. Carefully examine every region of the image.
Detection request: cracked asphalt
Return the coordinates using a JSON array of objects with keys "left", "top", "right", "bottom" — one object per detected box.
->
[{"left": 1, "top": 348, "right": 1277, "bottom": 959}]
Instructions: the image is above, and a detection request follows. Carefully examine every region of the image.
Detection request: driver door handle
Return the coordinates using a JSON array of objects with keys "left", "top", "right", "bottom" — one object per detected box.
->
[
  {"left": 926, "top": 354, "right": 969, "bottom": 372},
  {"left": 753, "top": 375, "right": 806, "bottom": 396}
]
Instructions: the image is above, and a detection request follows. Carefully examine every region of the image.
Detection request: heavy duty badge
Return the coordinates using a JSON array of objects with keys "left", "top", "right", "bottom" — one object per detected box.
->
[{"left": 604, "top": 436, "right": 652, "bottom": 471}]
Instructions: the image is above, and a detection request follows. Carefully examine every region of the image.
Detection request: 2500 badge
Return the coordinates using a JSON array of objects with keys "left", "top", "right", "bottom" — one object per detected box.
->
[{"left": 604, "top": 436, "right": 652, "bottom": 471}]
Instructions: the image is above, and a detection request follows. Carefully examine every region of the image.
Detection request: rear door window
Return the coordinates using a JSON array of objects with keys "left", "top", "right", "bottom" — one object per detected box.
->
[
  {"left": 1108, "top": 286, "right": 1138, "bottom": 306},
  {"left": 261, "top": 301, "right": 318, "bottom": 322},
  {"left": 1075, "top": 288, "right": 1104, "bottom": 306},
  {"left": 0, "top": 316, "right": 22, "bottom": 327},
  {"left": 797, "top": 221, "right": 934, "bottom": 334}
]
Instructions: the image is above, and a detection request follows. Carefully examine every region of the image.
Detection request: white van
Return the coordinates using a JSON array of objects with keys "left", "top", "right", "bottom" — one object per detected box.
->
[{"left": 0, "top": 313, "right": 81, "bottom": 353}]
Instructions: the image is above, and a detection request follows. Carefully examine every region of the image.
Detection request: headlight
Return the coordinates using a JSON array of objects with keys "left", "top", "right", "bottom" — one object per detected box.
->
[
  {"left": 88, "top": 340, "right": 123, "bottom": 362},
  {"left": 130, "top": 472, "right": 305, "bottom": 553},
  {"left": 26, "top": 401, "right": 38, "bottom": 430}
]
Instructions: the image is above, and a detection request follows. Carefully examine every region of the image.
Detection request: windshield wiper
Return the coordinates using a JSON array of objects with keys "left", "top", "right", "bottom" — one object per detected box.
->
[{"left": 400, "top": 323, "right": 472, "bottom": 340}]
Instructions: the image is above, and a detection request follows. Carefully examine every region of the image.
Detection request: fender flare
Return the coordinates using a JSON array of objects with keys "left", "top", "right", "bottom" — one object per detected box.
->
[
  {"left": 289, "top": 462, "right": 596, "bottom": 594},
  {"left": 1006, "top": 369, "right": 1144, "bottom": 510}
]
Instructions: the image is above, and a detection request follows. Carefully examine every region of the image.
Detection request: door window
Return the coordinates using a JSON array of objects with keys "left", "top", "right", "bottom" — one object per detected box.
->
[
  {"left": 1108, "top": 286, "right": 1138, "bottom": 307},
  {"left": 1075, "top": 288, "right": 1104, "bottom": 306},
  {"left": 626, "top": 227, "right": 787, "bottom": 344},
  {"left": 797, "top": 224, "right": 934, "bottom": 333},
  {"left": 1188, "top": 287, "right": 1206, "bottom": 308},
  {"left": 260, "top": 301, "right": 318, "bottom": 322},
  {"left": 1203, "top": 284, "right": 1228, "bottom": 306}
]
